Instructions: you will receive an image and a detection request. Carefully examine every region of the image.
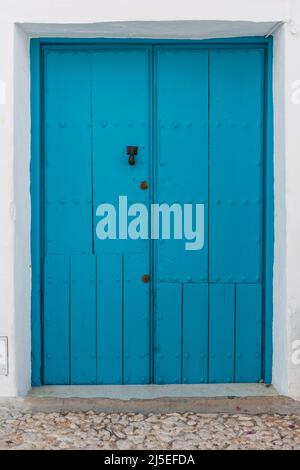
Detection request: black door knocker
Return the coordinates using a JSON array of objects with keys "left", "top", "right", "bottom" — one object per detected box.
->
[{"left": 127, "top": 146, "right": 138, "bottom": 165}]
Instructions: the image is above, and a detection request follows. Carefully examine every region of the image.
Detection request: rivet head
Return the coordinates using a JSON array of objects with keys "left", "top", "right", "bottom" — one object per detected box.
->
[
  {"left": 142, "top": 274, "right": 150, "bottom": 283},
  {"left": 140, "top": 181, "right": 148, "bottom": 190}
]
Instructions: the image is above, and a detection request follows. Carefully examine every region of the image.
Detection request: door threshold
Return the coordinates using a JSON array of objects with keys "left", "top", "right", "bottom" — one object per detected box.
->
[
  {"left": 3, "top": 384, "right": 300, "bottom": 415},
  {"left": 29, "top": 383, "right": 277, "bottom": 400}
]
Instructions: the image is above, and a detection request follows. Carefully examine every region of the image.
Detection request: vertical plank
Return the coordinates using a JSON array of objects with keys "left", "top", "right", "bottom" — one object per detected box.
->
[
  {"left": 156, "top": 49, "right": 208, "bottom": 283},
  {"left": 264, "top": 42, "right": 274, "bottom": 384},
  {"left": 235, "top": 284, "right": 262, "bottom": 382},
  {"left": 155, "top": 283, "right": 182, "bottom": 384},
  {"left": 70, "top": 255, "right": 96, "bottom": 384},
  {"left": 43, "top": 255, "right": 69, "bottom": 384},
  {"left": 209, "top": 284, "right": 235, "bottom": 383},
  {"left": 92, "top": 49, "right": 150, "bottom": 255},
  {"left": 44, "top": 51, "right": 92, "bottom": 255},
  {"left": 209, "top": 49, "right": 264, "bottom": 283},
  {"left": 182, "top": 284, "right": 208, "bottom": 383},
  {"left": 123, "top": 253, "right": 150, "bottom": 384},
  {"left": 97, "top": 253, "right": 123, "bottom": 384},
  {"left": 30, "top": 39, "right": 42, "bottom": 385}
]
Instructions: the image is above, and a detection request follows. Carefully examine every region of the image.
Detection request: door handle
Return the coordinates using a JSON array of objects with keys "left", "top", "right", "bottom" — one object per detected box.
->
[{"left": 127, "top": 146, "right": 138, "bottom": 165}]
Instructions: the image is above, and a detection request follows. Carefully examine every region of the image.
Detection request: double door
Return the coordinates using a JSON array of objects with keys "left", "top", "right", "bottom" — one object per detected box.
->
[{"left": 43, "top": 45, "right": 264, "bottom": 384}]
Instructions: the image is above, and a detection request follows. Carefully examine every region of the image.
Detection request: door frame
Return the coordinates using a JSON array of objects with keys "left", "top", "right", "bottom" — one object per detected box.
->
[{"left": 30, "top": 37, "right": 274, "bottom": 386}]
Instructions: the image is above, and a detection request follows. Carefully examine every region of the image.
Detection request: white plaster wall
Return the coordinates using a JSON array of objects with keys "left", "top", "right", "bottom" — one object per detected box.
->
[
  {"left": 0, "top": 0, "right": 299, "bottom": 399},
  {"left": 280, "top": 0, "right": 300, "bottom": 399}
]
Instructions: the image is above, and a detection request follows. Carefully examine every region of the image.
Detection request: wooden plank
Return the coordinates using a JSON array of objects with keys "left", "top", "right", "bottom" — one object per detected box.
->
[
  {"left": 43, "top": 255, "right": 70, "bottom": 384},
  {"left": 44, "top": 51, "right": 92, "bottom": 255},
  {"left": 123, "top": 253, "right": 150, "bottom": 384},
  {"left": 182, "top": 283, "right": 208, "bottom": 383},
  {"left": 209, "top": 284, "right": 235, "bottom": 383},
  {"left": 155, "top": 283, "right": 182, "bottom": 384},
  {"left": 97, "top": 253, "right": 123, "bottom": 384},
  {"left": 92, "top": 49, "right": 150, "bottom": 255},
  {"left": 30, "top": 39, "right": 42, "bottom": 385},
  {"left": 70, "top": 255, "right": 96, "bottom": 384},
  {"left": 209, "top": 49, "right": 264, "bottom": 283},
  {"left": 235, "top": 284, "right": 262, "bottom": 382},
  {"left": 155, "top": 49, "right": 208, "bottom": 283}
]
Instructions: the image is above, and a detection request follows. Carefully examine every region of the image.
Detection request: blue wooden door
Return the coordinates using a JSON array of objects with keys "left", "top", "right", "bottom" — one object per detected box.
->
[
  {"left": 154, "top": 47, "right": 264, "bottom": 384},
  {"left": 43, "top": 48, "right": 151, "bottom": 385},
  {"left": 42, "top": 45, "right": 265, "bottom": 385}
]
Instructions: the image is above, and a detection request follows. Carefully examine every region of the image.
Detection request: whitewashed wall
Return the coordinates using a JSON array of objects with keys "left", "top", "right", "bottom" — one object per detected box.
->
[{"left": 0, "top": 0, "right": 299, "bottom": 399}]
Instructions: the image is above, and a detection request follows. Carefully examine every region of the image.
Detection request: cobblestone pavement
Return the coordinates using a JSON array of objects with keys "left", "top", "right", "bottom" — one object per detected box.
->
[{"left": 0, "top": 409, "right": 299, "bottom": 450}]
